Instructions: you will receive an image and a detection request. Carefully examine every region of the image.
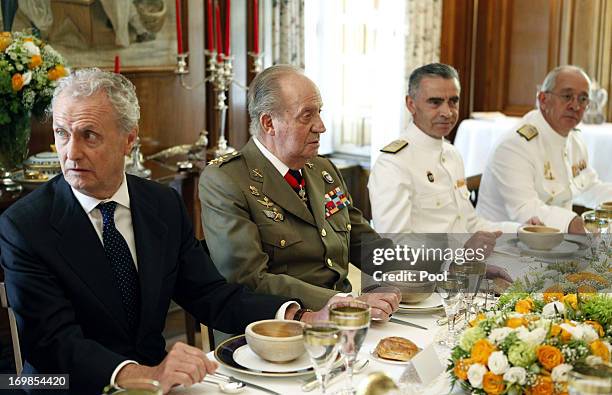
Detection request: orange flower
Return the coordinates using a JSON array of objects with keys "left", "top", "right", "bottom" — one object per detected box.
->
[
  {"left": 470, "top": 313, "right": 486, "bottom": 327},
  {"left": 48, "top": 65, "right": 67, "bottom": 81},
  {"left": 536, "top": 345, "right": 564, "bottom": 370},
  {"left": 543, "top": 292, "right": 564, "bottom": 303},
  {"left": 482, "top": 371, "right": 505, "bottom": 395},
  {"left": 584, "top": 320, "right": 605, "bottom": 337},
  {"left": 506, "top": 317, "right": 526, "bottom": 328},
  {"left": 11, "top": 73, "right": 24, "bottom": 92},
  {"left": 471, "top": 339, "right": 496, "bottom": 364},
  {"left": 563, "top": 294, "right": 578, "bottom": 309},
  {"left": 576, "top": 284, "right": 597, "bottom": 294},
  {"left": 528, "top": 375, "right": 554, "bottom": 395},
  {"left": 453, "top": 357, "right": 473, "bottom": 380},
  {"left": 0, "top": 32, "right": 12, "bottom": 52},
  {"left": 550, "top": 324, "right": 562, "bottom": 337},
  {"left": 28, "top": 55, "right": 42, "bottom": 69},
  {"left": 590, "top": 340, "right": 610, "bottom": 362},
  {"left": 23, "top": 37, "right": 34, "bottom": 42},
  {"left": 515, "top": 298, "right": 534, "bottom": 314}
]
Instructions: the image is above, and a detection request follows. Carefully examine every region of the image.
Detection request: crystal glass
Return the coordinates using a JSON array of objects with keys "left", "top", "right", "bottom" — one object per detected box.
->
[
  {"left": 449, "top": 260, "right": 485, "bottom": 321},
  {"left": 436, "top": 274, "right": 468, "bottom": 347},
  {"left": 303, "top": 322, "right": 341, "bottom": 395},
  {"left": 329, "top": 300, "right": 371, "bottom": 395},
  {"left": 594, "top": 206, "right": 612, "bottom": 252}
]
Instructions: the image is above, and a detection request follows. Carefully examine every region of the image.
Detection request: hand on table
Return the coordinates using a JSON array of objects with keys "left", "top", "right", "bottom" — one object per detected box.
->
[
  {"left": 116, "top": 342, "right": 218, "bottom": 394},
  {"left": 464, "top": 230, "right": 502, "bottom": 258}
]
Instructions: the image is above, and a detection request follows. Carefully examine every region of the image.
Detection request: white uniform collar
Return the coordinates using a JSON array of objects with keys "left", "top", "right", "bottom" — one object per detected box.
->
[
  {"left": 71, "top": 173, "right": 131, "bottom": 214},
  {"left": 405, "top": 121, "right": 447, "bottom": 151},
  {"left": 525, "top": 109, "right": 570, "bottom": 147},
  {"left": 253, "top": 136, "right": 294, "bottom": 176}
]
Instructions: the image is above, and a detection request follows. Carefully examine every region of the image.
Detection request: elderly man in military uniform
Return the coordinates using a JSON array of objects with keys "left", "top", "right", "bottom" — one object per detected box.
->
[
  {"left": 477, "top": 65, "right": 612, "bottom": 234},
  {"left": 199, "top": 65, "right": 400, "bottom": 318},
  {"left": 369, "top": 63, "right": 522, "bottom": 239}
]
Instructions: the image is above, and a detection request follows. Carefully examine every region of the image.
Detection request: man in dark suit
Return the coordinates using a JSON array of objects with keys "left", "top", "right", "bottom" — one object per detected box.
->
[{"left": 0, "top": 69, "right": 336, "bottom": 394}]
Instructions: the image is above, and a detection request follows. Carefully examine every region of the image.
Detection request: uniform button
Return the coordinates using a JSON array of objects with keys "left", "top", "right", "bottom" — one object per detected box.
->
[
  {"left": 321, "top": 229, "right": 327, "bottom": 237},
  {"left": 280, "top": 239, "right": 286, "bottom": 248},
  {"left": 326, "top": 258, "right": 333, "bottom": 267},
  {"left": 346, "top": 224, "right": 352, "bottom": 231}
]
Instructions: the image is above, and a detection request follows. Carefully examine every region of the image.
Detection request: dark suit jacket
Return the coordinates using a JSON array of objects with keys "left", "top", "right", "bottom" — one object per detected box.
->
[{"left": 0, "top": 175, "right": 289, "bottom": 394}]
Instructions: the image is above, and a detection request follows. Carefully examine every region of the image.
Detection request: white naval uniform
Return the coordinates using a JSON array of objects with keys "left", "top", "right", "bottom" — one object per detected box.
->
[
  {"left": 368, "top": 122, "right": 519, "bottom": 234},
  {"left": 477, "top": 109, "right": 612, "bottom": 232}
]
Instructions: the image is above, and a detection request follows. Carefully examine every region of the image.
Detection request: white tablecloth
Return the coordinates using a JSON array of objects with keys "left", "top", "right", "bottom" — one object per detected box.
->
[
  {"left": 454, "top": 116, "right": 612, "bottom": 183},
  {"left": 171, "top": 313, "right": 457, "bottom": 395}
]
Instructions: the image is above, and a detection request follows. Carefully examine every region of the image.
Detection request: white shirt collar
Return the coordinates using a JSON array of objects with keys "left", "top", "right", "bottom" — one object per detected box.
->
[
  {"left": 526, "top": 109, "right": 569, "bottom": 147},
  {"left": 71, "top": 173, "right": 131, "bottom": 214},
  {"left": 253, "top": 136, "right": 293, "bottom": 176},
  {"left": 405, "top": 121, "right": 447, "bottom": 151}
]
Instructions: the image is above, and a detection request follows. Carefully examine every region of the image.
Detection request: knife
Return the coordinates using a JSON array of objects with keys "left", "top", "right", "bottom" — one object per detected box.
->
[
  {"left": 389, "top": 316, "right": 429, "bottom": 330},
  {"left": 224, "top": 375, "right": 280, "bottom": 395}
]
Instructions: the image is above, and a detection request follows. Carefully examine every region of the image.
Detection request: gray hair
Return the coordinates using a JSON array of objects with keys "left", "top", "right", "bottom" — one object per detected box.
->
[
  {"left": 49, "top": 68, "right": 140, "bottom": 133},
  {"left": 539, "top": 65, "right": 591, "bottom": 93},
  {"left": 248, "top": 64, "right": 303, "bottom": 136},
  {"left": 408, "top": 63, "right": 459, "bottom": 98}
]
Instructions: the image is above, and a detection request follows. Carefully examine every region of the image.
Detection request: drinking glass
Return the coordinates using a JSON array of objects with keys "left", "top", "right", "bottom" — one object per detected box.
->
[
  {"left": 329, "top": 300, "right": 371, "bottom": 395},
  {"left": 436, "top": 274, "right": 468, "bottom": 348},
  {"left": 595, "top": 206, "right": 612, "bottom": 252},
  {"left": 449, "top": 260, "right": 485, "bottom": 321},
  {"left": 303, "top": 322, "right": 341, "bottom": 395}
]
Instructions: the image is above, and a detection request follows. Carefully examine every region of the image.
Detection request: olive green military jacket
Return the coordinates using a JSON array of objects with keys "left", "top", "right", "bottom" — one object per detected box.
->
[{"left": 199, "top": 138, "right": 387, "bottom": 309}]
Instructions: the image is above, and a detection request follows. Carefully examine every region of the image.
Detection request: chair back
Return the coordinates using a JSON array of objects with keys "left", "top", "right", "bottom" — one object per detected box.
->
[{"left": 0, "top": 282, "right": 22, "bottom": 374}]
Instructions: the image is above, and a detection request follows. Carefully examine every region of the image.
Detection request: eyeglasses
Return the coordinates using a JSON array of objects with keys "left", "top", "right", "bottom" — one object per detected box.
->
[{"left": 545, "top": 91, "right": 590, "bottom": 107}]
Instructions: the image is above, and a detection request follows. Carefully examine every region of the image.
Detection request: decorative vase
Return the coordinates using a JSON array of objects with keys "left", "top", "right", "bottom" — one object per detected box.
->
[{"left": 0, "top": 110, "right": 32, "bottom": 172}]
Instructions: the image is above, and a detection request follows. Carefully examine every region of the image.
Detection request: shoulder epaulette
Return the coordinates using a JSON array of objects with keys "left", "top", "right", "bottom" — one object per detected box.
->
[
  {"left": 380, "top": 139, "right": 409, "bottom": 154},
  {"left": 516, "top": 124, "right": 538, "bottom": 141},
  {"left": 207, "top": 151, "right": 242, "bottom": 166}
]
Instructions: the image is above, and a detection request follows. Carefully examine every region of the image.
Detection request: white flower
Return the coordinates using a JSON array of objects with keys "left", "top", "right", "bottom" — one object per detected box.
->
[
  {"left": 542, "top": 301, "right": 565, "bottom": 317},
  {"left": 503, "top": 366, "right": 527, "bottom": 385},
  {"left": 488, "top": 351, "right": 510, "bottom": 375},
  {"left": 467, "top": 363, "right": 487, "bottom": 388},
  {"left": 560, "top": 323, "right": 583, "bottom": 341},
  {"left": 21, "top": 71, "right": 32, "bottom": 86},
  {"left": 580, "top": 324, "right": 599, "bottom": 343},
  {"left": 22, "top": 40, "right": 40, "bottom": 56},
  {"left": 516, "top": 327, "right": 547, "bottom": 346},
  {"left": 551, "top": 364, "right": 572, "bottom": 382},
  {"left": 585, "top": 355, "right": 603, "bottom": 366},
  {"left": 488, "top": 327, "right": 513, "bottom": 344}
]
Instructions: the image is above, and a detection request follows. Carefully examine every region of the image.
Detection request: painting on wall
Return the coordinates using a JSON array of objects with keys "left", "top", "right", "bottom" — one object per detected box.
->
[{"left": 1, "top": 0, "right": 186, "bottom": 72}]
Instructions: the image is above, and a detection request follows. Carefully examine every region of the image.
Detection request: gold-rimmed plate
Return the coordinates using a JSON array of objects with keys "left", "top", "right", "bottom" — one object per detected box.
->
[{"left": 214, "top": 335, "right": 316, "bottom": 377}]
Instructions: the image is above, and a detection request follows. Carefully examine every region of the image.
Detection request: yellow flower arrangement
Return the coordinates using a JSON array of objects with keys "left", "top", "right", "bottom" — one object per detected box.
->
[
  {"left": 506, "top": 317, "right": 527, "bottom": 328},
  {"left": 527, "top": 375, "right": 554, "bottom": 395},
  {"left": 543, "top": 292, "right": 564, "bottom": 303},
  {"left": 590, "top": 340, "right": 610, "bottom": 362},
  {"left": 584, "top": 320, "right": 605, "bottom": 337},
  {"left": 453, "top": 357, "right": 473, "bottom": 380},
  {"left": 563, "top": 294, "right": 578, "bottom": 309}
]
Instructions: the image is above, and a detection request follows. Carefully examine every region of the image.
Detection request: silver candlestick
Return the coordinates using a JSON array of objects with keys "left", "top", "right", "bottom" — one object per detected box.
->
[
  {"left": 212, "top": 55, "right": 236, "bottom": 157},
  {"left": 248, "top": 52, "right": 264, "bottom": 74}
]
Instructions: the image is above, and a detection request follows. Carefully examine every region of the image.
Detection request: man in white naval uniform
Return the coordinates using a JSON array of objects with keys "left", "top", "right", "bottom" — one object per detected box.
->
[
  {"left": 477, "top": 65, "right": 612, "bottom": 234},
  {"left": 369, "top": 63, "right": 520, "bottom": 238}
]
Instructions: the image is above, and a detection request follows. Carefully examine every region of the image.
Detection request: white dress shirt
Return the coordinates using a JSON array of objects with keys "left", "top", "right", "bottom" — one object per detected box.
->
[
  {"left": 368, "top": 122, "right": 519, "bottom": 234},
  {"left": 477, "top": 109, "right": 612, "bottom": 231},
  {"left": 71, "top": 172, "right": 296, "bottom": 385}
]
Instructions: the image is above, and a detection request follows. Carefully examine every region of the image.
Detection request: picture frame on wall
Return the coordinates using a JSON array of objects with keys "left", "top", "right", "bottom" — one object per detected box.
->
[{"left": 2, "top": 0, "right": 188, "bottom": 73}]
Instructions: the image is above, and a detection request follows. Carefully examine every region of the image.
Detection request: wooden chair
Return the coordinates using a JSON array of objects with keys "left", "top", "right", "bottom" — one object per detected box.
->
[
  {"left": 466, "top": 174, "right": 482, "bottom": 208},
  {"left": 0, "top": 282, "right": 22, "bottom": 374}
]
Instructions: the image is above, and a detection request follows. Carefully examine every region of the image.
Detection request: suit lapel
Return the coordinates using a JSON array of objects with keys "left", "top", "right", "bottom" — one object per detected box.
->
[
  {"left": 242, "top": 139, "right": 315, "bottom": 226},
  {"left": 126, "top": 176, "right": 168, "bottom": 339},
  {"left": 51, "top": 177, "right": 131, "bottom": 336}
]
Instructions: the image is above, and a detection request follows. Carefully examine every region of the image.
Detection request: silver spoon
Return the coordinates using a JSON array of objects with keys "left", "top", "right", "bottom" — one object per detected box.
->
[{"left": 202, "top": 377, "right": 245, "bottom": 393}]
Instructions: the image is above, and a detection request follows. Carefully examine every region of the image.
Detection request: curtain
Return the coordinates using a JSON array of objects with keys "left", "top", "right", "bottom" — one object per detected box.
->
[{"left": 271, "top": 0, "right": 304, "bottom": 67}]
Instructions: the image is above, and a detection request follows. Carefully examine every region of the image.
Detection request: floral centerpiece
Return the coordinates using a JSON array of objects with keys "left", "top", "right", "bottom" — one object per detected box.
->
[
  {"left": 0, "top": 31, "right": 68, "bottom": 170},
  {"left": 449, "top": 292, "right": 612, "bottom": 394}
]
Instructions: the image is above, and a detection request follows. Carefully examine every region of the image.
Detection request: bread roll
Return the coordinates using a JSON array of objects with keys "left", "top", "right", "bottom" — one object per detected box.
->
[{"left": 375, "top": 336, "right": 419, "bottom": 361}]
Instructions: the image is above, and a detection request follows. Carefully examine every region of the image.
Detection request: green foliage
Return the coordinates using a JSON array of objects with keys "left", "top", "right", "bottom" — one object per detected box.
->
[{"left": 581, "top": 294, "right": 612, "bottom": 328}]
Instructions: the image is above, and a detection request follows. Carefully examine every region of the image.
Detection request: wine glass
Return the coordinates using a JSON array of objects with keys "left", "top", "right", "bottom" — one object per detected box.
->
[
  {"left": 329, "top": 300, "right": 371, "bottom": 395},
  {"left": 449, "top": 260, "right": 485, "bottom": 322},
  {"left": 436, "top": 274, "right": 468, "bottom": 348},
  {"left": 303, "top": 322, "right": 341, "bottom": 395},
  {"left": 595, "top": 206, "right": 612, "bottom": 252}
]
